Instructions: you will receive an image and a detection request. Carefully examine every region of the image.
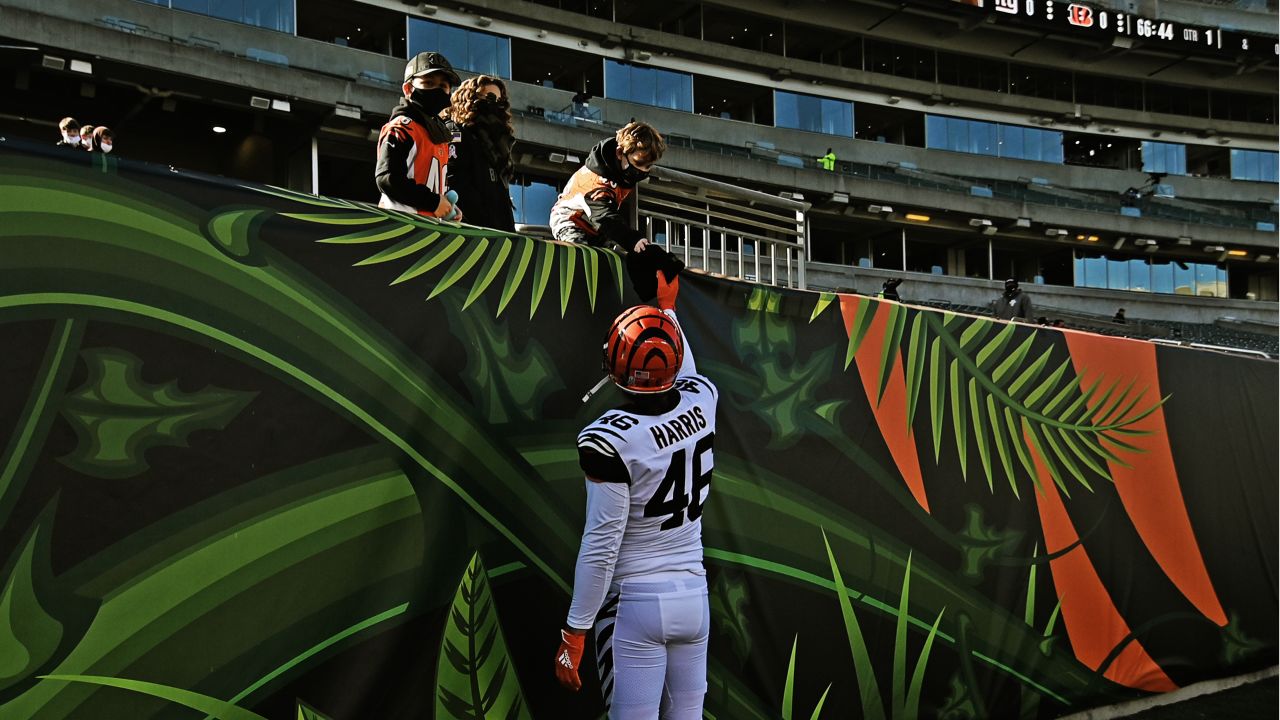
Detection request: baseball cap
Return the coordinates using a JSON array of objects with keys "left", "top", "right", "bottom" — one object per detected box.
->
[{"left": 404, "top": 52, "right": 461, "bottom": 86}]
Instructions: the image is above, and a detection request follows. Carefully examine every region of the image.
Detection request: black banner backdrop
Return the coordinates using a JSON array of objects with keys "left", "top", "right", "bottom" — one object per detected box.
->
[{"left": 0, "top": 139, "right": 1275, "bottom": 719}]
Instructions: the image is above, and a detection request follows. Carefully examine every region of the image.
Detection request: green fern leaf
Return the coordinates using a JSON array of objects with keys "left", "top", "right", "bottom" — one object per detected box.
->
[
  {"left": 1094, "top": 377, "right": 1138, "bottom": 424},
  {"left": 1003, "top": 409, "right": 1038, "bottom": 492},
  {"left": 928, "top": 338, "right": 945, "bottom": 462},
  {"left": 462, "top": 239, "right": 513, "bottom": 310},
  {"left": 810, "top": 293, "right": 837, "bottom": 323},
  {"left": 1082, "top": 377, "right": 1131, "bottom": 424},
  {"left": 1040, "top": 424, "right": 1091, "bottom": 492},
  {"left": 808, "top": 685, "right": 833, "bottom": 720},
  {"left": 904, "top": 312, "right": 927, "bottom": 428},
  {"left": 949, "top": 360, "right": 968, "bottom": 480},
  {"left": 280, "top": 212, "right": 384, "bottom": 225},
  {"left": 256, "top": 184, "right": 355, "bottom": 209},
  {"left": 991, "top": 332, "right": 1037, "bottom": 385},
  {"left": 969, "top": 379, "right": 994, "bottom": 491},
  {"left": 986, "top": 395, "right": 1018, "bottom": 497},
  {"left": 844, "top": 299, "right": 879, "bottom": 370},
  {"left": 783, "top": 635, "right": 799, "bottom": 720},
  {"left": 391, "top": 234, "right": 464, "bottom": 284},
  {"left": 958, "top": 318, "right": 993, "bottom": 351},
  {"left": 1040, "top": 373, "right": 1084, "bottom": 415},
  {"left": 605, "top": 249, "right": 625, "bottom": 303},
  {"left": 1100, "top": 386, "right": 1148, "bottom": 427},
  {"left": 942, "top": 310, "right": 963, "bottom": 329},
  {"left": 316, "top": 224, "right": 415, "bottom": 245},
  {"left": 558, "top": 243, "right": 577, "bottom": 318},
  {"left": 427, "top": 238, "right": 490, "bottom": 300},
  {"left": 905, "top": 609, "right": 945, "bottom": 720},
  {"left": 975, "top": 323, "right": 1018, "bottom": 371},
  {"left": 1018, "top": 419, "right": 1060, "bottom": 495},
  {"left": 1023, "top": 358, "right": 1073, "bottom": 410},
  {"left": 1056, "top": 376, "right": 1106, "bottom": 424},
  {"left": 1002, "top": 343, "right": 1052, "bottom": 396},
  {"left": 496, "top": 239, "right": 535, "bottom": 317},
  {"left": 821, "top": 529, "right": 886, "bottom": 720},
  {"left": 357, "top": 231, "right": 442, "bottom": 266},
  {"left": 1055, "top": 428, "right": 1111, "bottom": 480},
  {"left": 1070, "top": 428, "right": 1131, "bottom": 469},
  {"left": 876, "top": 304, "right": 907, "bottom": 404},
  {"left": 583, "top": 246, "right": 600, "bottom": 311},
  {"left": 529, "top": 241, "right": 556, "bottom": 319}
]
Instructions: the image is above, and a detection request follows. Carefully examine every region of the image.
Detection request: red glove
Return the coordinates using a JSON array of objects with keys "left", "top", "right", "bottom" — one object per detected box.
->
[
  {"left": 555, "top": 628, "right": 586, "bottom": 691},
  {"left": 656, "top": 271, "right": 679, "bottom": 311}
]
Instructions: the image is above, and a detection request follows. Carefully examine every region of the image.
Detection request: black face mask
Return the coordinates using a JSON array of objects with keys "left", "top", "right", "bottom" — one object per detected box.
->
[
  {"left": 410, "top": 87, "right": 451, "bottom": 116},
  {"left": 621, "top": 165, "right": 650, "bottom": 184}
]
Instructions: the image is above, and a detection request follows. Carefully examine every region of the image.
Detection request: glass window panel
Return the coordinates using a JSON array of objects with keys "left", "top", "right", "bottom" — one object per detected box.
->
[
  {"left": 1217, "top": 266, "right": 1229, "bottom": 299},
  {"left": 1107, "top": 256, "right": 1128, "bottom": 290},
  {"left": 1195, "top": 263, "right": 1218, "bottom": 297},
  {"left": 243, "top": 0, "right": 290, "bottom": 32},
  {"left": 1044, "top": 130, "right": 1064, "bottom": 163},
  {"left": 1083, "top": 254, "right": 1107, "bottom": 288},
  {"left": 437, "top": 27, "right": 468, "bottom": 74},
  {"left": 970, "top": 121, "right": 996, "bottom": 156},
  {"left": 407, "top": 18, "right": 438, "bottom": 59},
  {"left": 946, "top": 118, "right": 968, "bottom": 153},
  {"left": 1128, "top": 258, "right": 1150, "bottom": 292},
  {"left": 1000, "top": 124, "right": 1023, "bottom": 159},
  {"left": 1151, "top": 260, "right": 1174, "bottom": 294},
  {"left": 173, "top": 1, "right": 211, "bottom": 15},
  {"left": 775, "top": 91, "right": 798, "bottom": 129},
  {"left": 210, "top": 0, "right": 242, "bottom": 23},
  {"left": 925, "top": 115, "right": 946, "bottom": 149},
  {"left": 632, "top": 66, "right": 657, "bottom": 105},
  {"left": 606, "top": 60, "right": 629, "bottom": 100},
  {"left": 1173, "top": 261, "right": 1195, "bottom": 295},
  {"left": 1023, "top": 128, "right": 1044, "bottom": 163}
]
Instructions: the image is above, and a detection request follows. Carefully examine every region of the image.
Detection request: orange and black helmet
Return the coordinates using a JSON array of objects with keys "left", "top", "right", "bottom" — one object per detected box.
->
[{"left": 603, "top": 306, "right": 684, "bottom": 393}]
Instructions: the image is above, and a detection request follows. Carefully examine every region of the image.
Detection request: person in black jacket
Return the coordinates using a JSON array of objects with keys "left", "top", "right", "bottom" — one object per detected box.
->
[
  {"left": 549, "top": 121, "right": 665, "bottom": 254},
  {"left": 445, "top": 75, "right": 516, "bottom": 232}
]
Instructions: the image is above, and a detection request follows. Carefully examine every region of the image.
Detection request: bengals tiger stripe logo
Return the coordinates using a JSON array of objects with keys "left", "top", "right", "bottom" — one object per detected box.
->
[{"left": 603, "top": 306, "right": 684, "bottom": 393}]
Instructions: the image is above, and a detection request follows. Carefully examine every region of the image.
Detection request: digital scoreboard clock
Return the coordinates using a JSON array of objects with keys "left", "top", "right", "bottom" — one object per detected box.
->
[{"left": 939, "top": 0, "right": 1277, "bottom": 59}]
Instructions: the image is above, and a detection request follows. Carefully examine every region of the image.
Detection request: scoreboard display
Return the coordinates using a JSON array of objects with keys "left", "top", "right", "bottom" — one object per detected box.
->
[{"left": 938, "top": 0, "right": 1277, "bottom": 59}]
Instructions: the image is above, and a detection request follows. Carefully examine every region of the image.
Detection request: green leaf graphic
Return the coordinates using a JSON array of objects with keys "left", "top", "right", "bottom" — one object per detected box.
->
[
  {"left": 58, "top": 348, "right": 256, "bottom": 479},
  {"left": 0, "top": 521, "right": 62, "bottom": 689},
  {"left": 709, "top": 571, "right": 752, "bottom": 666},
  {"left": 296, "top": 700, "right": 334, "bottom": 720},
  {"left": 956, "top": 505, "right": 1023, "bottom": 581},
  {"left": 435, "top": 552, "right": 532, "bottom": 720},
  {"left": 39, "top": 675, "right": 268, "bottom": 720},
  {"left": 444, "top": 296, "right": 566, "bottom": 423}
]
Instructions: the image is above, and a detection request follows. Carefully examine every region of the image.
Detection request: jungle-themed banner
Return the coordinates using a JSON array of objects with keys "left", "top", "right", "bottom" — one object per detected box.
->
[{"left": 0, "top": 138, "right": 1275, "bottom": 719}]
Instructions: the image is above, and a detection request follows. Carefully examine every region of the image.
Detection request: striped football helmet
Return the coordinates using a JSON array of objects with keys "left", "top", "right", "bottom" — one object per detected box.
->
[{"left": 602, "top": 306, "right": 684, "bottom": 393}]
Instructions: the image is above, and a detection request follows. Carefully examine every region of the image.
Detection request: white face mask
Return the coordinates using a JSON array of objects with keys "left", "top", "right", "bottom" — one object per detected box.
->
[
  {"left": 63, "top": 133, "right": 79, "bottom": 144},
  {"left": 81, "top": 136, "right": 92, "bottom": 148},
  {"left": 100, "top": 143, "right": 113, "bottom": 154}
]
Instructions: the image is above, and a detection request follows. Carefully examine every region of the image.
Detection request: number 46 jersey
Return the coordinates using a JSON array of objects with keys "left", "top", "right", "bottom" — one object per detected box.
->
[{"left": 576, "top": 371, "right": 719, "bottom": 583}]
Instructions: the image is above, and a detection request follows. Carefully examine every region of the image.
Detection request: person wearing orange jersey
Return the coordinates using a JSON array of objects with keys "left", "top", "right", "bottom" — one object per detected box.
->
[
  {"left": 550, "top": 121, "right": 666, "bottom": 254},
  {"left": 374, "top": 52, "right": 461, "bottom": 220}
]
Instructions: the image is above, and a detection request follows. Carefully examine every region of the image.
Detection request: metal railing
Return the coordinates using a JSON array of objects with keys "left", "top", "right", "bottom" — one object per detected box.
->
[{"left": 637, "top": 166, "right": 811, "bottom": 289}]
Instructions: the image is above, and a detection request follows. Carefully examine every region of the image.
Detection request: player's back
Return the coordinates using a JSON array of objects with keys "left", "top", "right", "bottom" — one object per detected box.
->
[{"left": 576, "top": 373, "right": 718, "bottom": 581}]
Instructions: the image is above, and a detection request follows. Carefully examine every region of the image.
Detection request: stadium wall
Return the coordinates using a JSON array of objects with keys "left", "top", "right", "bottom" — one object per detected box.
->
[{"left": 0, "top": 139, "right": 1275, "bottom": 719}]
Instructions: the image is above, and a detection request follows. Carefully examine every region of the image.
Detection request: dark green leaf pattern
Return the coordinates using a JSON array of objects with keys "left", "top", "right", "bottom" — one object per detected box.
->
[
  {"left": 436, "top": 552, "right": 532, "bottom": 720},
  {"left": 956, "top": 504, "right": 1023, "bottom": 582},
  {"left": 0, "top": 521, "right": 61, "bottom": 691},
  {"left": 58, "top": 348, "right": 256, "bottom": 479},
  {"left": 709, "top": 571, "right": 752, "bottom": 666}
]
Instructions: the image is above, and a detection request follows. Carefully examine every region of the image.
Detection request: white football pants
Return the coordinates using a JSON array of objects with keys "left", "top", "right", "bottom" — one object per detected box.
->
[{"left": 593, "top": 576, "right": 710, "bottom": 720}]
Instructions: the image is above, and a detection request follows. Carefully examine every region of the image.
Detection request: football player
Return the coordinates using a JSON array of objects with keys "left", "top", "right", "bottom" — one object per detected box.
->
[{"left": 555, "top": 266, "right": 718, "bottom": 720}]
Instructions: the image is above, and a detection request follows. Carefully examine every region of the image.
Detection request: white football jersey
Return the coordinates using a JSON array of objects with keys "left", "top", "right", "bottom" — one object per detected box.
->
[{"left": 576, "top": 372, "right": 719, "bottom": 581}]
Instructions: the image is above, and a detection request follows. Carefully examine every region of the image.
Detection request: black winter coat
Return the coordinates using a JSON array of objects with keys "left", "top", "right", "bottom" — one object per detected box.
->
[{"left": 445, "top": 120, "right": 516, "bottom": 232}]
